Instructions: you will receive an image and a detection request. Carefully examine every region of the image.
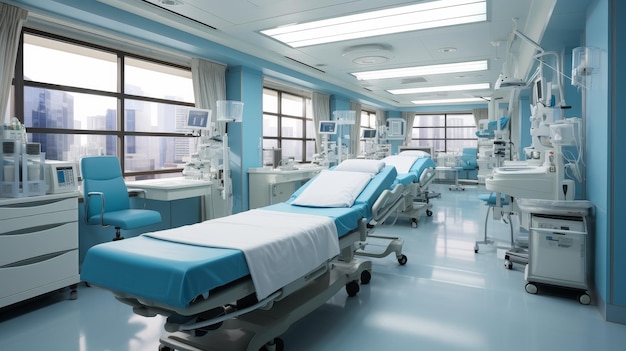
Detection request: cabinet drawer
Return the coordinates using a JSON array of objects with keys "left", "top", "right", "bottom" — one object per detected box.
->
[
  {"left": 1, "top": 208, "right": 77, "bottom": 234},
  {"left": 0, "top": 197, "right": 76, "bottom": 221},
  {"left": 0, "top": 222, "right": 78, "bottom": 266},
  {"left": 0, "top": 250, "right": 79, "bottom": 307}
]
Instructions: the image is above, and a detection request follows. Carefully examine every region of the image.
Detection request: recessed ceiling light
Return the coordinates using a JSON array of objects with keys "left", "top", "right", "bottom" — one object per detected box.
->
[
  {"left": 438, "top": 47, "right": 457, "bottom": 53},
  {"left": 159, "top": 0, "right": 182, "bottom": 5},
  {"left": 351, "top": 60, "right": 488, "bottom": 81},
  {"left": 261, "top": 0, "right": 487, "bottom": 48},
  {"left": 343, "top": 44, "right": 394, "bottom": 65},
  {"left": 388, "top": 83, "right": 490, "bottom": 95},
  {"left": 411, "top": 97, "right": 486, "bottom": 105}
]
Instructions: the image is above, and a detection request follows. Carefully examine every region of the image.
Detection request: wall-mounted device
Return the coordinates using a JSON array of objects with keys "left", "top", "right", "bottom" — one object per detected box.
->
[
  {"left": 184, "top": 108, "right": 213, "bottom": 130},
  {"left": 45, "top": 160, "right": 78, "bottom": 194},
  {"left": 385, "top": 118, "right": 406, "bottom": 140},
  {"left": 318, "top": 120, "right": 338, "bottom": 134}
]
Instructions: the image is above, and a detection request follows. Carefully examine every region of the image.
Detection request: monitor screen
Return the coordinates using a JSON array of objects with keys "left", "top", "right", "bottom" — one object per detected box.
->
[
  {"left": 185, "top": 108, "right": 212, "bottom": 130},
  {"left": 362, "top": 129, "right": 377, "bottom": 139},
  {"left": 318, "top": 120, "right": 337, "bottom": 134}
]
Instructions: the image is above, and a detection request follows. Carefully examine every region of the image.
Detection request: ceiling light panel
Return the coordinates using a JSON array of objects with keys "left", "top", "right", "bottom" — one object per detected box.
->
[
  {"left": 411, "top": 97, "right": 486, "bottom": 105},
  {"left": 388, "top": 83, "right": 490, "bottom": 95},
  {"left": 352, "top": 60, "right": 488, "bottom": 81},
  {"left": 261, "top": 0, "right": 487, "bottom": 48}
]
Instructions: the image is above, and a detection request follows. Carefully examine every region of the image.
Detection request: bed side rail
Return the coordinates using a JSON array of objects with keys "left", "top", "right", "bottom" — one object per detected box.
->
[{"left": 371, "top": 184, "right": 405, "bottom": 224}]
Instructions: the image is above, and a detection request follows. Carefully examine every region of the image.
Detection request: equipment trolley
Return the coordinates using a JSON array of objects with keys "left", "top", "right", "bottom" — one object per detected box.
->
[{"left": 516, "top": 199, "right": 593, "bottom": 305}]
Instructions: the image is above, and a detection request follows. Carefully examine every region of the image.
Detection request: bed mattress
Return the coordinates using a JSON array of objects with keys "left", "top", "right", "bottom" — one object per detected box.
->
[
  {"left": 80, "top": 165, "right": 397, "bottom": 309},
  {"left": 81, "top": 235, "right": 248, "bottom": 309}
]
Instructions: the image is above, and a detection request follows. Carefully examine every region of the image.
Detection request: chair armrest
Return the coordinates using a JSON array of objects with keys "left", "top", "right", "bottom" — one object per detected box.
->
[
  {"left": 85, "top": 191, "right": 105, "bottom": 226},
  {"left": 127, "top": 188, "right": 148, "bottom": 209}
]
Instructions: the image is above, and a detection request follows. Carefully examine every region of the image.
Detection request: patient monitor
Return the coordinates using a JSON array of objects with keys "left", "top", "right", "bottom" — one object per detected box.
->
[
  {"left": 184, "top": 108, "right": 213, "bottom": 131},
  {"left": 45, "top": 160, "right": 78, "bottom": 194}
]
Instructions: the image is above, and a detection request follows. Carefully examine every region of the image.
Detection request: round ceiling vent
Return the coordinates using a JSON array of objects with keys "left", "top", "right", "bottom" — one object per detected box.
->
[{"left": 342, "top": 44, "right": 394, "bottom": 65}]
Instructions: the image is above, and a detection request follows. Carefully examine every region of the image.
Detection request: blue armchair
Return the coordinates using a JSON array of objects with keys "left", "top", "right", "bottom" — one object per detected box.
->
[{"left": 80, "top": 156, "right": 162, "bottom": 241}]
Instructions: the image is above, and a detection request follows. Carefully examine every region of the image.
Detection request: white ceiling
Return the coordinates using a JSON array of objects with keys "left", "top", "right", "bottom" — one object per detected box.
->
[{"left": 14, "top": 0, "right": 592, "bottom": 108}]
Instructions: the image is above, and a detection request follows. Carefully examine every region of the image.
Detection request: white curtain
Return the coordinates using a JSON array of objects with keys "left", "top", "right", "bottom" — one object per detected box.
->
[
  {"left": 349, "top": 101, "right": 362, "bottom": 157},
  {"left": 402, "top": 111, "right": 416, "bottom": 146},
  {"left": 472, "top": 108, "right": 488, "bottom": 127},
  {"left": 191, "top": 58, "right": 226, "bottom": 134},
  {"left": 375, "top": 109, "right": 386, "bottom": 128},
  {"left": 0, "top": 4, "right": 28, "bottom": 123},
  {"left": 312, "top": 92, "right": 330, "bottom": 153}
]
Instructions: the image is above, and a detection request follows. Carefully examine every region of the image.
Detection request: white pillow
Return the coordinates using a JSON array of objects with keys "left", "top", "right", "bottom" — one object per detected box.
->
[
  {"left": 291, "top": 170, "right": 372, "bottom": 208},
  {"left": 334, "top": 159, "right": 384, "bottom": 175},
  {"left": 399, "top": 150, "right": 430, "bottom": 158}
]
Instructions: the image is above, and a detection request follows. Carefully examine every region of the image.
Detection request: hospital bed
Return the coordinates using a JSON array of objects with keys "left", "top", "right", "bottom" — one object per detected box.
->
[
  {"left": 379, "top": 150, "right": 438, "bottom": 228},
  {"left": 81, "top": 160, "right": 403, "bottom": 351}
]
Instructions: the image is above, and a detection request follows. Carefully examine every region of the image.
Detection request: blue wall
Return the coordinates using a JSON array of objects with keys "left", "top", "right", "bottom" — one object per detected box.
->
[
  {"left": 226, "top": 66, "right": 264, "bottom": 213},
  {"left": 585, "top": 0, "right": 626, "bottom": 324},
  {"left": 609, "top": 0, "right": 626, "bottom": 315}
]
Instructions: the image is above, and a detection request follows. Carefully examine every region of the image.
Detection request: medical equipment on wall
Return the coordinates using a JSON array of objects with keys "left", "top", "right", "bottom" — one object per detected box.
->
[
  {"left": 45, "top": 160, "right": 78, "bottom": 194},
  {"left": 334, "top": 110, "right": 356, "bottom": 164},
  {"left": 313, "top": 120, "right": 338, "bottom": 166},
  {"left": 361, "top": 128, "right": 390, "bottom": 160},
  {"left": 182, "top": 101, "right": 243, "bottom": 215},
  {"left": 382, "top": 118, "right": 406, "bottom": 140},
  {"left": 486, "top": 74, "right": 582, "bottom": 200},
  {"left": 475, "top": 111, "right": 512, "bottom": 183},
  {"left": 571, "top": 46, "right": 601, "bottom": 90}
]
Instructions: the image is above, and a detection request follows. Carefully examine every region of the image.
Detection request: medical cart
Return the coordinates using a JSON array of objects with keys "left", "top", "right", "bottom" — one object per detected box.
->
[{"left": 517, "top": 199, "right": 593, "bottom": 304}]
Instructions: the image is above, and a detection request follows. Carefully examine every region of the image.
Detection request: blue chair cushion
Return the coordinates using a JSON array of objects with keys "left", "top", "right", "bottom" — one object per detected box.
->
[
  {"left": 478, "top": 193, "right": 510, "bottom": 206},
  {"left": 87, "top": 209, "right": 162, "bottom": 229}
]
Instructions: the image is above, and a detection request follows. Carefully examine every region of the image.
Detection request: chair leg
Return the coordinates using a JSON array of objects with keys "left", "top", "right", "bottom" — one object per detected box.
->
[
  {"left": 474, "top": 206, "right": 494, "bottom": 253},
  {"left": 113, "top": 227, "right": 124, "bottom": 241}
]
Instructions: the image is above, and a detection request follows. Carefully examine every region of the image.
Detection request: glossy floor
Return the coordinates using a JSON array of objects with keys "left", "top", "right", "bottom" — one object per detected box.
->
[{"left": 1, "top": 183, "right": 625, "bottom": 350}]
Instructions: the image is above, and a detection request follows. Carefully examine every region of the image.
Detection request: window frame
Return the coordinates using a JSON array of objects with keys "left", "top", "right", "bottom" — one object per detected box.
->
[
  {"left": 12, "top": 28, "right": 195, "bottom": 178},
  {"left": 261, "top": 87, "right": 313, "bottom": 163},
  {"left": 410, "top": 112, "right": 477, "bottom": 154}
]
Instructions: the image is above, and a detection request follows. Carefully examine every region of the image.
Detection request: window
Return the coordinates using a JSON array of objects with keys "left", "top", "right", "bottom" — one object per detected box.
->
[
  {"left": 410, "top": 113, "right": 477, "bottom": 154},
  {"left": 12, "top": 29, "right": 195, "bottom": 178},
  {"left": 359, "top": 109, "right": 377, "bottom": 153},
  {"left": 262, "top": 87, "right": 313, "bottom": 162}
]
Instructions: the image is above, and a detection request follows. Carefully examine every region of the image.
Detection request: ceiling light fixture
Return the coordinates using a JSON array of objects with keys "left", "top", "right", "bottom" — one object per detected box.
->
[
  {"left": 342, "top": 44, "right": 395, "bottom": 65},
  {"left": 411, "top": 97, "right": 486, "bottom": 105},
  {"left": 351, "top": 60, "right": 488, "bottom": 81},
  {"left": 159, "top": 0, "right": 183, "bottom": 5},
  {"left": 388, "top": 83, "right": 490, "bottom": 95},
  {"left": 261, "top": 0, "right": 487, "bottom": 48}
]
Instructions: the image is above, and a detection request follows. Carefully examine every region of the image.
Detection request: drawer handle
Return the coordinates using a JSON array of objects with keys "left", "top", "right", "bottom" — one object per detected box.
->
[
  {"left": 0, "top": 250, "right": 75, "bottom": 268},
  {"left": 0, "top": 223, "right": 70, "bottom": 236}
]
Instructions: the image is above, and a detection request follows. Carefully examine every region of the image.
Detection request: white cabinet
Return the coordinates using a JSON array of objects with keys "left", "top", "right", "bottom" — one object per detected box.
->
[
  {"left": 517, "top": 199, "right": 593, "bottom": 304},
  {"left": 0, "top": 193, "right": 80, "bottom": 308},
  {"left": 248, "top": 166, "right": 324, "bottom": 209}
]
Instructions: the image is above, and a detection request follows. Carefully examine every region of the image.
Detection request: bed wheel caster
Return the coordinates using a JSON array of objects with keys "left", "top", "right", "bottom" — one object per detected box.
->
[
  {"left": 504, "top": 260, "right": 512, "bottom": 270},
  {"left": 525, "top": 283, "right": 538, "bottom": 294},
  {"left": 397, "top": 255, "right": 408, "bottom": 265},
  {"left": 361, "top": 270, "right": 372, "bottom": 284},
  {"left": 579, "top": 293, "right": 591, "bottom": 305},
  {"left": 260, "top": 337, "right": 284, "bottom": 351},
  {"left": 346, "top": 281, "right": 360, "bottom": 297},
  {"left": 426, "top": 209, "right": 433, "bottom": 216}
]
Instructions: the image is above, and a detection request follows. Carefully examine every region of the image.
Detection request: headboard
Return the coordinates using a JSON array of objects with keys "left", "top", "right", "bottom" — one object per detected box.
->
[{"left": 398, "top": 146, "right": 433, "bottom": 156}]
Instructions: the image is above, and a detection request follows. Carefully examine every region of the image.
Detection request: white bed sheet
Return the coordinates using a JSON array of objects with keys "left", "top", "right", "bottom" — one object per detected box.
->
[
  {"left": 383, "top": 155, "right": 420, "bottom": 174},
  {"left": 144, "top": 209, "right": 340, "bottom": 300}
]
